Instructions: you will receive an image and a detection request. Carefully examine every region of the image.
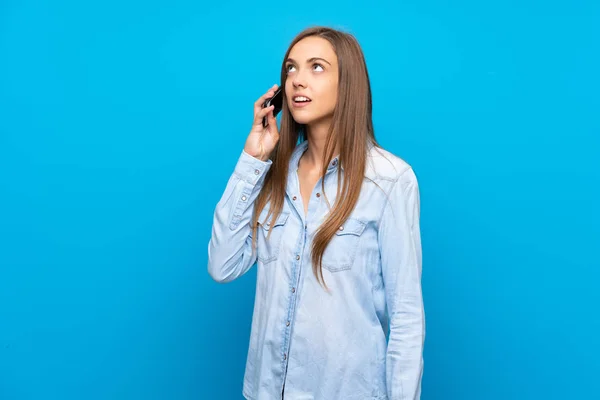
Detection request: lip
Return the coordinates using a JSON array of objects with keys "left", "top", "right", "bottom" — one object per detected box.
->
[{"left": 291, "top": 94, "right": 312, "bottom": 108}]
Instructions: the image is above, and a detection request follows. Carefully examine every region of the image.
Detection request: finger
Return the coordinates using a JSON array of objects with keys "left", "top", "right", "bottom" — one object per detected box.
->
[
  {"left": 253, "top": 84, "right": 280, "bottom": 112},
  {"left": 268, "top": 109, "right": 276, "bottom": 124},
  {"left": 254, "top": 90, "right": 276, "bottom": 115},
  {"left": 260, "top": 107, "right": 276, "bottom": 129},
  {"left": 254, "top": 105, "right": 274, "bottom": 125},
  {"left": 266, "top": 110, "right": 279, "bottom": 134}
]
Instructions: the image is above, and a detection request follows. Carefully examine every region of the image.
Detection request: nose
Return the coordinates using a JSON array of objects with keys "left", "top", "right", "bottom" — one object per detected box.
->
[{"left": 292, "top": 70, "right": 307, "bottom": 89}]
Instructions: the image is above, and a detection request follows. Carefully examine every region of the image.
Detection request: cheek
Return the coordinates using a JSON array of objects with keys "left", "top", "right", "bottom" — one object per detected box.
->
[
  {"left": 285, "top": 81, "right": 296, "bottom": 108},
  {"left": 325, "top": 81, "right": 338, "bottom": 108}
]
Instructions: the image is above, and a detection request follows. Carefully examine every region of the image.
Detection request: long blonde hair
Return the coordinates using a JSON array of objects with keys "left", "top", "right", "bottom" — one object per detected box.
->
[{"left": 251, "top": 26, "right": 379, "bottom": 290}]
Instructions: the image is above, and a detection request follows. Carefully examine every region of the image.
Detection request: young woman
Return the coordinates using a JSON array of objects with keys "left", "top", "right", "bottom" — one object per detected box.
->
[{"left": 208, "top": 26, "right": 425, "bottom": 400}]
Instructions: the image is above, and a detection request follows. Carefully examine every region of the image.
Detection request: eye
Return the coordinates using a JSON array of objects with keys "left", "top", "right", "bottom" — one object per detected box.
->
[
  {"left": 313, "top": 63, "right": 324, "bottom": 72},
  {"left": 285, "top": 64, "right": 296, "bottom": 73}
]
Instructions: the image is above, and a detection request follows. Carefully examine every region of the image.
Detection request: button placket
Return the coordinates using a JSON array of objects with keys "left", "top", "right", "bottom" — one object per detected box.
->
[{"left": 281, "top": 216, "right": 306, "bottom": 386}]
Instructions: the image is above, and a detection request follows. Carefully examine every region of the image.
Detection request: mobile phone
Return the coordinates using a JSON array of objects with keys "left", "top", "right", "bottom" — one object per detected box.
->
[{"left": 262, "top": 87, "right": 283, "bottom": 127}]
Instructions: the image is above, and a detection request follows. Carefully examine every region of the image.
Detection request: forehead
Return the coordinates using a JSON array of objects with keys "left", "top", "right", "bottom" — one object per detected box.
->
[{"left": 289, "top": 36, "right": 337, "bottom": 62}]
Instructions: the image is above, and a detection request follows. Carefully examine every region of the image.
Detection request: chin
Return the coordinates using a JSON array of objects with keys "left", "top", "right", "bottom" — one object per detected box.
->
[
  {"left": 292, "top": 118, "right": 312, "bottom": 125},
  {"left": 291, "top": 112, "right": 331, "bottom": 127},
  {"left": 290, "top": 112, "right": 313, "bottom": 125}
]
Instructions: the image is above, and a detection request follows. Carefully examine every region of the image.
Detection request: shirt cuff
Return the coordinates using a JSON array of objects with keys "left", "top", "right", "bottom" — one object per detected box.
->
[{"left": 233, "top": 150, "right": 273, "bottom": 186}]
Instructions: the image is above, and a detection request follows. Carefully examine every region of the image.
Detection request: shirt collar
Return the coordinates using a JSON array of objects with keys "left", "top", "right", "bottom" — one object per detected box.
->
[{"left": 290, "top": 140, "right": 341, "bottom": 173}]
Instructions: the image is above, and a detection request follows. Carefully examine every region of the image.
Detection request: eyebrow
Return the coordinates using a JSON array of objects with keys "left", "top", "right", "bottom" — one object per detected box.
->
[{"left": 286, "top": 57, "right": 331, "bottom": 66}]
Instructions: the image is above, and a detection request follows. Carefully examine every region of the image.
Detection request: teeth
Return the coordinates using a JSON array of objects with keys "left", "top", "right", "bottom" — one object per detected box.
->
[{"left": 294, "top": 96, "right": 310, "bottom": 102}]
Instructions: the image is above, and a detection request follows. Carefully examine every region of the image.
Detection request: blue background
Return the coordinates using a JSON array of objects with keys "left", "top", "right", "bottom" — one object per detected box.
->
[{"left": 1, "top": 1, "right": 598, "bottom": 399}]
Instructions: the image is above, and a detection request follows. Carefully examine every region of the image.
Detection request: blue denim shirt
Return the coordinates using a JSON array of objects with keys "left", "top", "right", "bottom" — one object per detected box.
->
[{"left": 208, "top": 140, "right": 425, "bottom": 400}]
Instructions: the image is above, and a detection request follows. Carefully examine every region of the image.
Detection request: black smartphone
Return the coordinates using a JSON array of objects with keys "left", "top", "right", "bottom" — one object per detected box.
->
[{"left": 262, "top": 87, "right": 283, "bottom": 127}]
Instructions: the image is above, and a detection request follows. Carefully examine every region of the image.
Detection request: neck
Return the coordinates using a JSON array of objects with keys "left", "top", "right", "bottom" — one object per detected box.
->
[{"left": 301, "top": 120, "right": 339, "bottom": 171}]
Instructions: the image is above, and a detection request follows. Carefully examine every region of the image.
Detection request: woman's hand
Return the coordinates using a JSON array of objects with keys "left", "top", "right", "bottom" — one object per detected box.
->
[{"left": 244, "top": 84, "right": 280, "bottom": 161}]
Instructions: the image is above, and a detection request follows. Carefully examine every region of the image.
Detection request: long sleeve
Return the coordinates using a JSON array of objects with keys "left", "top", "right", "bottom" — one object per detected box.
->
[
  {"left": 378, "top": 167, "right": 425, "bottom": 400},
  {"left": 207, "top": 150, "right": 272, "bottom": 283}
]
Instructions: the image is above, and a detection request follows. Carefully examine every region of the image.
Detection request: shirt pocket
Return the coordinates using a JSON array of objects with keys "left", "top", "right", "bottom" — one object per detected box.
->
[
  {"left": 322, "top": 217, "right": 367, "bottom": 272},
  {"left": 257, "top": 210, "right": 290, "bottom": 264}
]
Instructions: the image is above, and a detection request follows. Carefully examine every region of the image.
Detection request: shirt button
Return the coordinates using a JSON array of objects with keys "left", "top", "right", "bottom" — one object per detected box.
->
[
  {"left": 283, "top": 353, "right": 287, "bottom": 360},
  {"left": 241, "top": 195, "right": 247, "bottom": 201},
  {"left": 286, "top": 321, "right": 290, "bottom": 326},
  {"left": 316, "top": 193, "right": 321, "bottom": 198},
  {"left": 291, "top": 287, "right": 296, "bottom": 293},
  {"left": 292, "top": 196, "right": 297, "bottom": 201},
  {"left": 296, "top": 255, "right": 300, "bottom": 260},
  {"left": 254, "top": 169, "right": 260, "bottom": 175},
  {"left": 339, "top": 226, "right": 344, "bottom": 231},
  {"left": 332, "top": 159, "right": 338, "bottom": 166}
]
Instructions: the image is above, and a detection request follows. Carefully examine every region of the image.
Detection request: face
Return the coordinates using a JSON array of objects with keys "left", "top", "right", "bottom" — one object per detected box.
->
[{"left": 284, "top": 36, "right": 339, "bottom": 127}]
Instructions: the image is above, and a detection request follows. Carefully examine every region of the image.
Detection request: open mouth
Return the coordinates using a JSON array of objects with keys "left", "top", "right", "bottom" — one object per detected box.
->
[{"left": 292, "top": 95, "right": 312, "bottom": 107}]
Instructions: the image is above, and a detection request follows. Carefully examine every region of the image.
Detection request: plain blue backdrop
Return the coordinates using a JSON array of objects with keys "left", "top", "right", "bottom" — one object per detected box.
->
[{"left": 1, "top": 1, "right": 598, "bottom": 399}]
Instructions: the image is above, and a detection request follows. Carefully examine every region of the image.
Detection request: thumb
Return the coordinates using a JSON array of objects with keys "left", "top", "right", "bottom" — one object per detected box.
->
[{"left": 266, "top": 110, "right": 278, "bottom": 134}]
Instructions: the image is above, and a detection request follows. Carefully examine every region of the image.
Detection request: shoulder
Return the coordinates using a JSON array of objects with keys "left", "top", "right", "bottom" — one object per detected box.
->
[{"left": 365, "top": 143, "right": 418, "bottom": 187}]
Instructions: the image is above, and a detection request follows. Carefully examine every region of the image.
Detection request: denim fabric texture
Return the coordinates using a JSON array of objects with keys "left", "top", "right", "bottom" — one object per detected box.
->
[{"left": 208, "top": 140, "right": 425, "bottom": 400}]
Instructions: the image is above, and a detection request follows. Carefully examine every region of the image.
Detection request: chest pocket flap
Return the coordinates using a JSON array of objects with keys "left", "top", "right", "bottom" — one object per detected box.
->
[
  {"left": 323, "top": 217, "right": 367, "bottom": 272},
  {"left": 335, "top": 218, "right": 366, "bottom": 236},
  {"left": 259, "top": 211, "right": 290, "bottom": 231}
]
